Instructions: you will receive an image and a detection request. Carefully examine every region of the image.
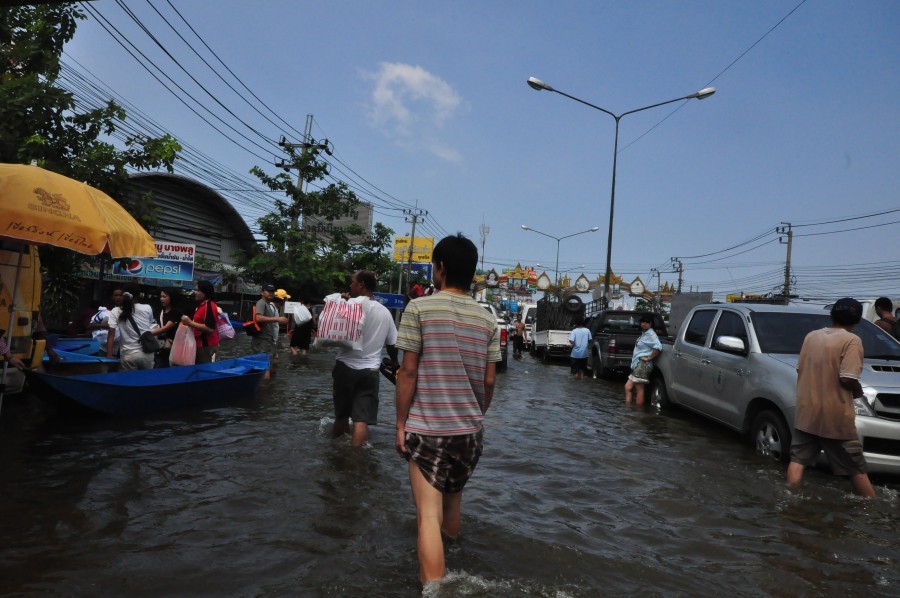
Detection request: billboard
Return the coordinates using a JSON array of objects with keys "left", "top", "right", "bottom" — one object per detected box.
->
[
  {"left": 393, "top": 236, "right": 434, "bottom": 263},
  {"left": 110, "top": 241, "right": 195, "bottom": 282},
  {"left": 303, "top": 201, "right": 373, "bottom": 244}
]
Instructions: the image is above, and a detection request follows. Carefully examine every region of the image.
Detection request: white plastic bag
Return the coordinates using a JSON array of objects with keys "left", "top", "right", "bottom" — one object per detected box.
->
[
  {"left": 313, "top": 293, "right": 366, "bottom": 350},
  {"left": 170, "top": 323, "right": 197, "bottom": 366},
  {"left": 292, "top": 304, "right": 312, "bottom": 326},
  {"left": 216, "top": 309, "right": 235, "bottom": 340}
]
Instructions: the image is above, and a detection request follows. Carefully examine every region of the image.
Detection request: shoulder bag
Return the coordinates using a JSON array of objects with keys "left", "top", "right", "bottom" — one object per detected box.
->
[{"left": 127, "top": 312, "right": 161, "bottom": 353}]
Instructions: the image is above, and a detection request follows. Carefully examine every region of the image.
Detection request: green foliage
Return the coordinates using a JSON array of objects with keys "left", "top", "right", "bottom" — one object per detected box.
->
[
  {"left": 1, "top": 3, "right": 182, "bottom": 224},
  {"left": 635, "top": 297, "right": 670, "bottom": 318},
  {"left": 1, "top": 3, "right": 183, "bottom": 318},
  {"left": 240, "top": 151, "right": 395, "bottom": 301},
  {"left": 37, "top": 246, "right": 85, "bottom": 330}
]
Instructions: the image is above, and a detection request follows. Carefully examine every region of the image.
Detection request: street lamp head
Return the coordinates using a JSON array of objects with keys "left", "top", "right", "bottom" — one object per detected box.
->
[
  {"left": 527, "top": 76, "right": 553, "bottom": 92},
  {"left": 521, "top": 224, "right": 530, "bottom": 230},
  {"left": 689, "top": 86, "right": 717, "bottom": 100},
  {"left": 590, "top": 227, "right": 599, "bottom": 232}
]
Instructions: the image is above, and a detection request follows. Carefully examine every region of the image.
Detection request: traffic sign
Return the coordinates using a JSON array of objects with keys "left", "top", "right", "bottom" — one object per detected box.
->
[{"left": 373, "top": 292, "right": 406, "bottom": 310}]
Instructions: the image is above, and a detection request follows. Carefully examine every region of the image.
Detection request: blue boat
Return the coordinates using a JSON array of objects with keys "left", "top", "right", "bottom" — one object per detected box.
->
[
  {"left": 43, "top": 349, "right": 119, "bottom": 364},
  {"left": 27, "top": 354, "right": 270, "bottom": 416},
  {"left": 52, "top": 337, "right": 102, "bottom": 355},
  {"left": 43, "top": 349, "right": 120, "bottom": 376}
]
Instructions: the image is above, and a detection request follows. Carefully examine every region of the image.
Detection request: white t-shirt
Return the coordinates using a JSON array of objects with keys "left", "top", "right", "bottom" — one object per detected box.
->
[
  {"left": 108, "top": 304, "right": 154, "bottom": 357},
  {"left": 336, "top": 297, "right": 397, "bottom": 369},
  {"left": 91, "top": 307, "right": 120, "bottom": 353}
]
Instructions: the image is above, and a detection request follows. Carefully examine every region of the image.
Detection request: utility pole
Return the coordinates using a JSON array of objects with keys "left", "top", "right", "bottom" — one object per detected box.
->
[
  {"left": 777, "top": 222, "right": 793, "bottom": 305},
  {"left": 650, "top": 268, "right": 660, "bottom": 311},
  {"left": 672, "top": 259, "right": 684, "bottom": 294},
  {"left": 399, "top": 208, "right": 427, "bottom": 296},
  {"left": 479, "top": 221, "right": 490, "bottom": 274},
  {"left": 275, "top": 113, "right": 333, "bottom": 229}
]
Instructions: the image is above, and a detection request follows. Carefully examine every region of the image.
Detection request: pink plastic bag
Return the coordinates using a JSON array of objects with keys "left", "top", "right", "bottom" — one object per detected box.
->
[{"left": 170, "top": 323, "right": 197, "bottom": 366}]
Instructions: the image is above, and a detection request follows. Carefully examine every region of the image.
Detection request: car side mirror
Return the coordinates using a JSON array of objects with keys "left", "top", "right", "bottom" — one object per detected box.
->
[{"left": 715, "top": 335, "right": 746, "bottom": 354}]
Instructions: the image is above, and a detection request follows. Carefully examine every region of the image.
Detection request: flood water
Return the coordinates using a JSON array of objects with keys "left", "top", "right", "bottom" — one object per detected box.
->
[{"left": 2, "top": 335, "right": 899, "bottom": 596}]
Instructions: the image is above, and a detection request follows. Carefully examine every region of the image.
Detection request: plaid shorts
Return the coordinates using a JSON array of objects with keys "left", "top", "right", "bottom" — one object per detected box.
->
[{"left": 406, "top": 430, "right": 483, "bottom": 494}]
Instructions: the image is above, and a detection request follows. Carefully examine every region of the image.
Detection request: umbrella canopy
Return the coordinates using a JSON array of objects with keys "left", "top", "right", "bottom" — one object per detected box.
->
[{"left": 0, "top": 163, "right": 157, "bottom": 258}]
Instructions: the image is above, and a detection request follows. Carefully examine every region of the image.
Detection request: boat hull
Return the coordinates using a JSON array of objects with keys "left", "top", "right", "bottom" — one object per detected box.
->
[{"left": 27, "top": 354, "right": 269, "bottom": 416}]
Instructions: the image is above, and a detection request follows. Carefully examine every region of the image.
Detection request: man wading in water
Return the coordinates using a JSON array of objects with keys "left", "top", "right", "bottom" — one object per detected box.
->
[{"left": 395, "top": 234, "right": 501, "bottom": 585}]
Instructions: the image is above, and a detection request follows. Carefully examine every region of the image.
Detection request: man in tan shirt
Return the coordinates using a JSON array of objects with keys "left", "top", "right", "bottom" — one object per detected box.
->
[{"left": 786, "top": 298, "right": 874, "bottom": 497}]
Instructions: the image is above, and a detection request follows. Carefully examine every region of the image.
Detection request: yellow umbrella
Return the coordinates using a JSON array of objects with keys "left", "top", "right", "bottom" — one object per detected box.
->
[{"left": 0, "top": 163, "right": 157, "bottom": 258}]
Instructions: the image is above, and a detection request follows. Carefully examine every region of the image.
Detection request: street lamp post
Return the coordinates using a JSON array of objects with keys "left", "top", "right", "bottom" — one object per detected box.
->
[
  {"left": 522, "top": 225, "right": 599, "bottom": 286},
  {"left": 527, "top": 76, "right": 716, "bottom": 305}
]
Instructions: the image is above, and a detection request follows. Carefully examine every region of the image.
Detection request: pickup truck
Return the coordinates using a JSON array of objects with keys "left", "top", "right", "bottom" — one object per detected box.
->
[
  {"left": 650, "top": 303, "right": 900, "bottom": 474},
  {"left": 478, "top": 302, "right": 509, "bottom": 372},
  {"left": 585, "top": 310, "right": 668, "bottom": 378},
  {"left": 532, "top": 293, "right": 586, "bottom": 359}
]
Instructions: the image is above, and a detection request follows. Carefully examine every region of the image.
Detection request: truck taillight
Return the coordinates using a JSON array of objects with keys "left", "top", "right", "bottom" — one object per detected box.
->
[{"left": 608, "top": 339, "right": 616, "bottom": 353}]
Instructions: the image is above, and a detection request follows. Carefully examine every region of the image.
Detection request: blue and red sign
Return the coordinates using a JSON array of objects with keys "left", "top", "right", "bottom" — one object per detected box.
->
[{"left": 112, "top": 241, "right": 195, "bottom": 282}]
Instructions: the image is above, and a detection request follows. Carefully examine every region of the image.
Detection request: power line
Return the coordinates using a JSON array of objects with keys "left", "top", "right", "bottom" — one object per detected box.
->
[
  {"left": 80, "top": 1, "right": 275, "bottom": 160},
  {"left": 111, "top": 0, "right": 281, "bottom": 150},
  {"left": 144, "top": 0, "right": 302, "bottom": 144},
  {"left": 161, "top": 0, "right": 307, "bottom": 141},
  {"left": 619, "top": 0, "right": 808, "bottom": 153}
]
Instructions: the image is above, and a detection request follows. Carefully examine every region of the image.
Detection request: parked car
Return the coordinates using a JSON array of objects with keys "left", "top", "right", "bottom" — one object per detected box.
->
[{"left": 651, "top": 303, "right": 900, "bottom": 474}]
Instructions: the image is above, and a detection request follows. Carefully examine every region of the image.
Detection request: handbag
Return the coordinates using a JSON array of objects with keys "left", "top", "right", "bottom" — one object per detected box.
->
[
  {"left": 216, "top": 308, "right": 235, "bottom": 340},
  {"left": 314, "top": 293, "right": 366, "bottom": 350},
  {"left": 127, "top": 312, "right": 161, "bottom": 353},
  {"left": 243, "top": 306, "right": 261, "bottom": 336},
  {"left": 170, "top": 323, "right": 197, "bottom": 366}
]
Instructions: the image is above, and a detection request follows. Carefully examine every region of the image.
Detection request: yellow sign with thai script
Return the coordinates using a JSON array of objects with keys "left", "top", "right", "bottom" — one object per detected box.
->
[{"left": 393, "top": 236, "right": 434, "bottom": 263}]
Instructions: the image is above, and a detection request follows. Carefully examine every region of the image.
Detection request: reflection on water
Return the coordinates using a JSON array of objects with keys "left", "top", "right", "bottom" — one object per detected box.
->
[{"left": 1, "top": 335, "right": 899, "bottom": 596}]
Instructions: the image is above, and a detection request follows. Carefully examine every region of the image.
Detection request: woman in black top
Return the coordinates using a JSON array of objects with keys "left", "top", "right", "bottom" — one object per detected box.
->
[{"left": 151, "top": 289, "right": 182, "bottom": 368}]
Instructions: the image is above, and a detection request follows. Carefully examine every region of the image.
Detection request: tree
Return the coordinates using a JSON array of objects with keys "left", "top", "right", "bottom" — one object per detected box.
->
[
  {"left": 242, "top": 147, "right": 395, "bottom": 300},
  {"left": 2, "top": 4, "right": 182, "bottom": 327},
  {"left": 635, "top": 296, "right": 669, "bottom": 318}
]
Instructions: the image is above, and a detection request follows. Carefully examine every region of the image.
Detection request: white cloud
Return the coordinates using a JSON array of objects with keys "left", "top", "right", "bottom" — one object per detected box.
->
[{"left": 366, "top": 62, "right": 463, "bottom": 161}]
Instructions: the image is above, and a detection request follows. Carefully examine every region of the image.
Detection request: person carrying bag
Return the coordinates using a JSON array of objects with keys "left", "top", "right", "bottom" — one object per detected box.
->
[
  {"left": 180, "top": 280, "right": 220, "bottom": 364},
  {"left": 106, "top": 284, "right": 156, "bottom": 371}
]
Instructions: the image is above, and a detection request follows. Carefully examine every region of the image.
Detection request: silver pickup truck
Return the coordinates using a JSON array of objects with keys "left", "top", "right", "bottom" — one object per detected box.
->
[{"left": 651, "top": 303, "right": 900, "bottom": 474}]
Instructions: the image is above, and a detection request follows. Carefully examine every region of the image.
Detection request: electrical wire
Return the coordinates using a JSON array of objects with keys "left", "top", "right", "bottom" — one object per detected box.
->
[{"left": 619, "top": 0, "right": 808, "bottom": 154}]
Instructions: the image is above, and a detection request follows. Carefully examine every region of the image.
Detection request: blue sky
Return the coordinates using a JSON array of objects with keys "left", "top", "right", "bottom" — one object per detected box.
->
[{"left": 63, "top": 1, "right": 900, "bottom": 299}]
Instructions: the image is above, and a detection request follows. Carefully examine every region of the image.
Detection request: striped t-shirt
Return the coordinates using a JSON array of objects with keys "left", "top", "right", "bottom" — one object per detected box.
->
[{"left": 396, "top": 293, "right": 501, "bottom": 436}]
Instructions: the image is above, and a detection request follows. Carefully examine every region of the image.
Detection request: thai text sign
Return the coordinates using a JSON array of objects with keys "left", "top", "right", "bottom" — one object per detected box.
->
[
  {"left": 111, "top": 241, "right": 195, "bottom": 282},
  {"left": 392, "top": 236, "right": 434, "bottom": 263}
]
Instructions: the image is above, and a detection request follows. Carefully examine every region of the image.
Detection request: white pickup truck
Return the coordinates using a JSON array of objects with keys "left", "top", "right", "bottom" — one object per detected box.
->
[{"left": 651, "top": 303, "right": 900, "bottom": 474}]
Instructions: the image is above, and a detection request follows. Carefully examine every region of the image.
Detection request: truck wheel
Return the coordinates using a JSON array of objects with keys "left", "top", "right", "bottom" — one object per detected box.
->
[
  {"left": 595, "top": 353, "right": 612, "bottom": 378},
  {"left": 649, "top": 376, "right": 670, "bottom": 408},
  {"left": 751, "top": 410, "right": 791, "bottom": 463}
]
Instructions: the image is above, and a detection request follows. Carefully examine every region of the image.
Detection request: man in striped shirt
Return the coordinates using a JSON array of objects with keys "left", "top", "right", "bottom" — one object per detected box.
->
[{"left": 395, "top": 234, "right": 501, "bottom": 585}]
